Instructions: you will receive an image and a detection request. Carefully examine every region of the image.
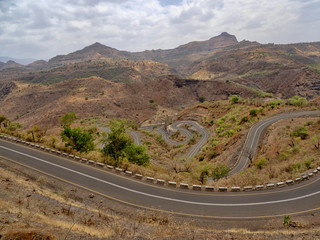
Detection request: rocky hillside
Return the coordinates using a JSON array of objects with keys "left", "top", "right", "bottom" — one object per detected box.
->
[
  {"left": 47, "top": 32, "right": 239, "bottom": 70},
  {"left": 0, "top": 60, "right": 24, "bottom": 70},
  {"left": 0, "top": 75, "right": 258, "bottom": 128},
  {"left": 0, "top": 32, "right": 320, "bottom": 128},
  {"left": 1, "top": 58, "right": 173, "bottom": 85},
  {"left": 188, "top": 43, "right": 320, "bottom": 99}
]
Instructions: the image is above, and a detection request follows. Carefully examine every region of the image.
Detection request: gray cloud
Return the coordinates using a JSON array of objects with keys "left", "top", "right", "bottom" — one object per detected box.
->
[{"left": 0, "top": 0, "right": 319, "bottom": 59}]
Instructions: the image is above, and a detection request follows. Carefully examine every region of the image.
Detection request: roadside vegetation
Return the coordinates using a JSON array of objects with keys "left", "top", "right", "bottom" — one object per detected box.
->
[
  {"left": 2, "top": 160, "right": 320, "bottom": 239},
  {"left": 0, "top": 95, "right": 319, "bottom": 186}
]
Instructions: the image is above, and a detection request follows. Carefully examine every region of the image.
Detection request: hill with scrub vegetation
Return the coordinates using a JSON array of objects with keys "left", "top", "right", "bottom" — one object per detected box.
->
[
  {"left": 1, "top": 93, "right": 319, "bottom": 188},
  {"left": 1, "top": 32, "right": 320, "bottom": 239}
]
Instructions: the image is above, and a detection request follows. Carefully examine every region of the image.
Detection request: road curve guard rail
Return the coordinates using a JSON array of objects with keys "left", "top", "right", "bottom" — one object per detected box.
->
[{"left": 1, "top": 133, "right": 320, "bottom": 193}]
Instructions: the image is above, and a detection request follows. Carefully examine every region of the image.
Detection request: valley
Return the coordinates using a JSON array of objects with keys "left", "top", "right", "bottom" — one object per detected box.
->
[{"left": 1, "top": 32, "right": 320, "bottom": 239}]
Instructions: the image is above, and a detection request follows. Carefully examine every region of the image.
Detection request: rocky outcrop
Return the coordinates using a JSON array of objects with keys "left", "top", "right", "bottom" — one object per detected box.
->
[{"left": 0, "top": 81, "right": 17, "bottom": 101}]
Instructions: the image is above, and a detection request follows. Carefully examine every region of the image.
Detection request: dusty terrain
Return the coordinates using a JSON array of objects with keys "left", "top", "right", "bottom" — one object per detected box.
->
[
  {"left": 1, "top": 32, "right": 320, "bottom": 239},
  {"left": 0, "top": 75, "right": 257, "bottom": 129},
  {"left": 2, "top": 157, "right": 320, "bottom": 239}
]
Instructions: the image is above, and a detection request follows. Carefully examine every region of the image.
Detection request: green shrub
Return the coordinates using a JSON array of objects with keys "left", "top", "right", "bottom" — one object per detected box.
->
[
  {"left": 199, "top": 96, "right": 206, "bottom": 103},
  {"left": 254, "top": 157, "right": 267, "bottom": 169},
  {"left": 249, "top": 109, "right": 258, "bottom": 116},
  {"left": 289, "top": 145, "right": 299, "bottom": 154},
  {"left": 304, "top": 159, "right": 312, "bottom": 169},
  {"left": 239, "top": 116, "right": 248, "bottom": 124},
  {"left": 208, "top": 150, "right": 218, "bottom": 159},
  {"left": 280, "top": 152, "right": 288, "bottom": 161},
  {"left": 290, "top": 162, "right": 302, "bottom": 172},
  {"left": 292, "top": 126, "right": 308, "bottom": 139},
  {"left": 61, "top": 127, "right": 94, "bottom": 153},
  {"left": 230, "top": 95, "right": 240, "bottom": 104},
  {"left": 269, "top": 99, "right": 283, "bottom": 109},
  {"left": 216, "top": 117, "right": 225, "bottom": 125},
  {"left": 199, "top": 165, "right": 212, "bottom": 184},
  {"left": 288, "top": 96, "right": 307, "bottom": 107},
  {"left": 230, "top": 116, "right": 237, "bottom": 122},
  {"left": 212, "top": 164, "right": 230, "bottom": 180},
  {"left": 305, "top": 121, "right": 313, "bottom": 126},
  {"left": 225, "top": 129, "right": 234, "bottom": 137},
  {"left": 188, "top": 137, "right": 196, "bottom": 145},
  {"left": 124, "top": 144, "right": 150, "bottom": 166},
  {"left": 283, "top": 215, "right": 292, "bottom": 227}
]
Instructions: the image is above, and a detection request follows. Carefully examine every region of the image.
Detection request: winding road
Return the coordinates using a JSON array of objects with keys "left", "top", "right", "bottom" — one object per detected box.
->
[
  {"left": 0, "top": 110, "right": 320, "bottom": 219},
  {"left": 140, "top": 121, "right": 209, "bottom": 160},
  {"left": 229, "top": 110, "right": 320, "bottom": 175}
]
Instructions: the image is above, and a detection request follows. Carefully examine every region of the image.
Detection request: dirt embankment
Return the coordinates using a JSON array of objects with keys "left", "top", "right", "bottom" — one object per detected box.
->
[{"left": 2, "top": 157, "right": 320, "bottom": 239}]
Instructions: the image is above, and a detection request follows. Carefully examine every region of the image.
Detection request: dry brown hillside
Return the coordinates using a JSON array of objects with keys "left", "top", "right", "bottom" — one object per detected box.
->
[
  {"left": 0, "top": 75, "right": 258, "bottom": 128},
  {"left": 0, "top": 58, "right": 173, "bottom": 85},
  {"left": 189, "top": 45, "right": 320, "bottom": 99}
]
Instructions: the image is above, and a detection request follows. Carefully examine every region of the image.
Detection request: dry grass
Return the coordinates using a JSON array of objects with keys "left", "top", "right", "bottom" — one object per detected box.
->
[
  {"left": 2, "top": 159, "right": 320, "bottom": 239},
  {"left": 1, "top": 98, "right": 318, "bottom": 188},
  {"left": 216, "top": 117, "right": 320, "bottom": 187}
]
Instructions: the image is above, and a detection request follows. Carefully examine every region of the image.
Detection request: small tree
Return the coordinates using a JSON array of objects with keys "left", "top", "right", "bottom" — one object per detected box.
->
[
  {"left": 7, "top": 122, "right": 22, "bottom": 132},
  {"left": 288, "top": 96, "right": 307, "bottom": 107},
  {"left": 199, "top": 96, "right": 205, "bottom": 103},
  {"left": 125, "top": 144, "right": 149, "bottom": 166},
  {"left": 61, "top": 127, "right": 94, "bottom": 153},
  {"left": 212, "top": 164, "right": 230, "bottom": 180},
  {"left": 59, "top": 112, "right": 94, "bottom": 152},
  {"left": 0, "top": 115, "right": 8, "bottom": 128},
  {"left": 102, "top": 119, "right": 133, "bottom": 164},
  {"left": 199, "top": 165, "right": 212, "bottom": 184},
  {"left": 27, "top": 125, "right": 41, "bottom": 142},
  {"left": 102, "top": 119, "right": 150, "bottom": 166},
  {"left": 230, "top": 95, "right": 240, "bottom": 104},
  {"left": 292, "top": 126, "right": 308, "bottom": 140},
  {"left": 59, "top": 112, "right": 77, "bottom": 128},
  {"left": 254, "top": 157, "right": 267, "bottom": 169},
  {"left": 249, "top": 109, "right": 258, "bottom": 116},
  {"left": 311, "top": 135, "right": 320, "bottom": 150}
]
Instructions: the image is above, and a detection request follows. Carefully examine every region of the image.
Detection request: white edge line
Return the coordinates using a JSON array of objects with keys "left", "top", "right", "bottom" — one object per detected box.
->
[{"left": 1, "top": 145, "right": 320, "bottom": 207}]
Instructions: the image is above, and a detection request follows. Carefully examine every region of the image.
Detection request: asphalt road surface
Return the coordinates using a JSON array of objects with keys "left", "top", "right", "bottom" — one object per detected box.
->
[
  {"left": 1, "top": 111, "right": 320, "bottom": 219},
  {"left": 141, "top": 121, "right": 209, "bottom": 159},
  {"left": 229, "top": 110, "right": 320, "bottom": 175}
]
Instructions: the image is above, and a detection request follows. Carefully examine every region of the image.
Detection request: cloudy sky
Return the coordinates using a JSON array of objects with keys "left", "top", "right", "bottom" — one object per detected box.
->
[{"left": 0, "top": 0, "right": 320, "bottom": 60}]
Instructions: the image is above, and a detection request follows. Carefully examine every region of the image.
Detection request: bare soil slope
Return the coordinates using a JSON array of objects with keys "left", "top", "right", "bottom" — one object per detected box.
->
[
  {"left": 0, "top": 75, "right": 257, "bottom": 128},
  {"left": 2, "top": 157, "right": 320, "bottom": 239}
]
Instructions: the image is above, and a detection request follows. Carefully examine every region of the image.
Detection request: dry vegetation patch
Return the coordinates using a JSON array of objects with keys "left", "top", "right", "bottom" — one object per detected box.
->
[{"left": 2, "top": 158, "right": 320, "bottom": 239}]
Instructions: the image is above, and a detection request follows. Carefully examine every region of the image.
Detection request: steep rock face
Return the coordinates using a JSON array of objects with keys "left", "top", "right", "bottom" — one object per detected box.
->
[
  {"left": 171, "top": 32, "right": 238, "bottom": 55},
  {"left": 188, "top": 44, "right": 320, "bottom": 99},
  {"left": 0, "top": 81, "right": 17, "bottom": 101}
]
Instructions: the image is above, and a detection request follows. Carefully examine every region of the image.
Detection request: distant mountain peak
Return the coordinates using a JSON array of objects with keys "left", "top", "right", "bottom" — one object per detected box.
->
[
  {"left": 91, "top": 42, "right": 104, "bottom": 47},
  {"left": 219, "top": 32, "right": 232, "bottom": 37}
]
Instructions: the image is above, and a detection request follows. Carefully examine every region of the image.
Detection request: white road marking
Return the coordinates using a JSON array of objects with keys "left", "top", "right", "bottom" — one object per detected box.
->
[
  {"left": 1, "top": 145, "right": 319, "bottom": 207},
  {"left": 232, "top": 111, "right": 320, "bottom": 174}
]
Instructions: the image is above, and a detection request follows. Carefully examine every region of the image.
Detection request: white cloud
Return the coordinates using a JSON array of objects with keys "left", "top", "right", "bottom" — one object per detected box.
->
[{"left": 0, "top": 0, "right": 319, "bottom": 59}]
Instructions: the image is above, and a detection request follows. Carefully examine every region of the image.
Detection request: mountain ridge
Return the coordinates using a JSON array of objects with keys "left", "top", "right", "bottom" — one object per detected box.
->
[{"left": 46, "top": 32, "right": 240, "bottom": 70}]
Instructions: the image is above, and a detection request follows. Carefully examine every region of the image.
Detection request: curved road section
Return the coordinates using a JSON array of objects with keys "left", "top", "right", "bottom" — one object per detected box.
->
[
  {"left": 0, "top": 111, "right": 319, "bottom": 219},
  {"left": 229, "top": 110, "right": 320, "bottom": 175},
  {"left": 141, "top": 121, "right": 209, "bottom": 159}
]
